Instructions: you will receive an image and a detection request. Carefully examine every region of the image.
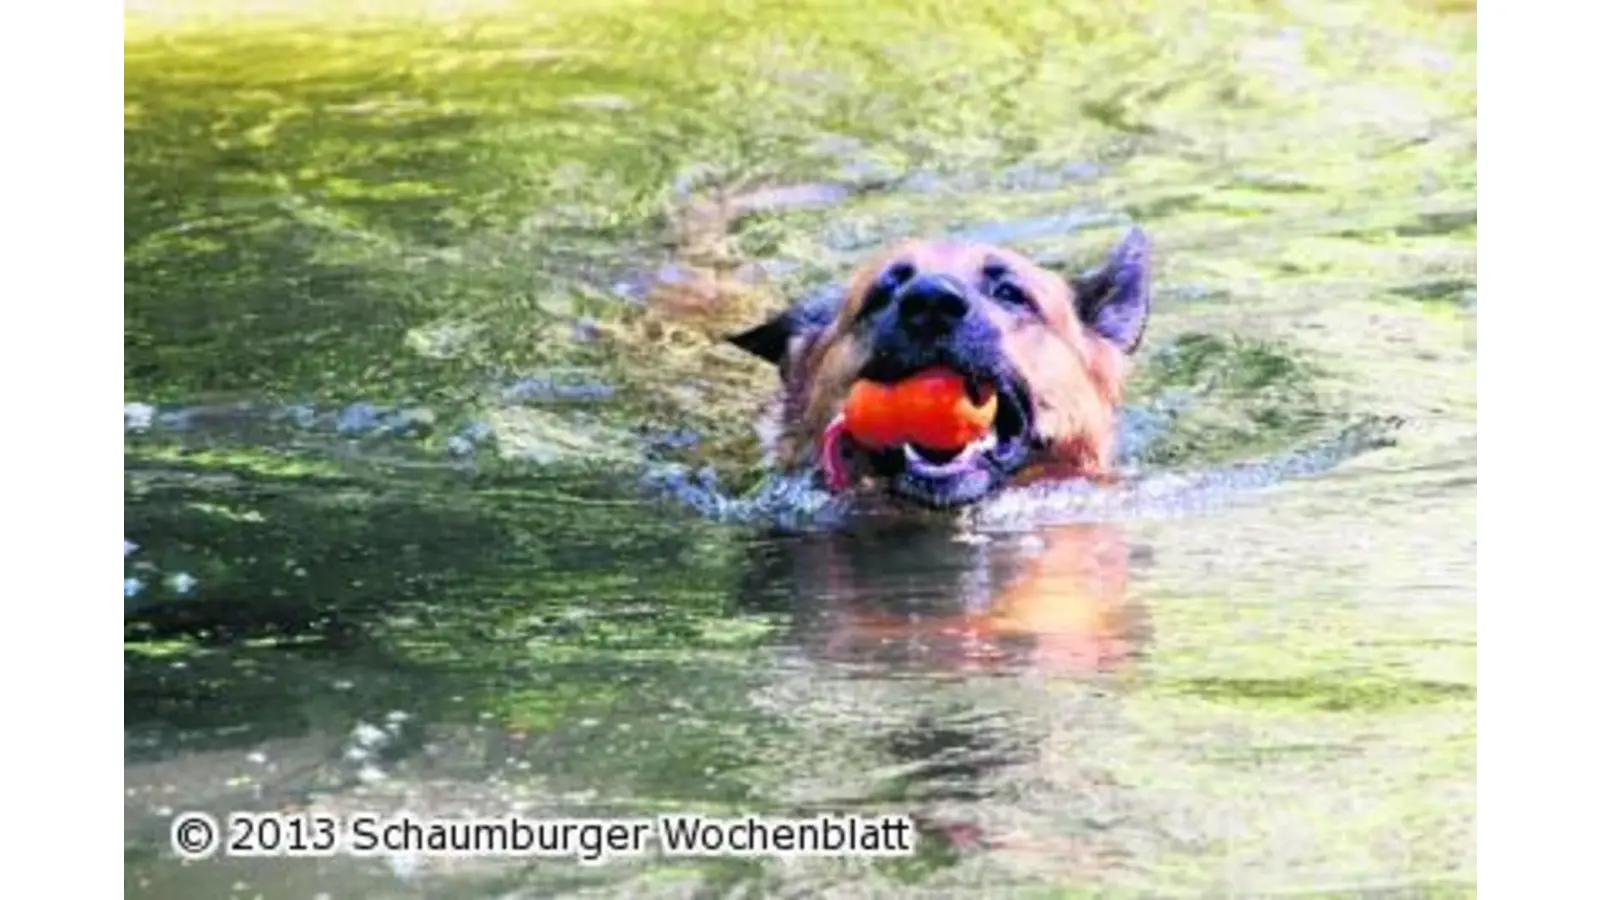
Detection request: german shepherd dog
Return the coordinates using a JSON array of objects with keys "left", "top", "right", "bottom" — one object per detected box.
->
[
  {"left": 726, "top": 230, "right": 1154, "bottom": 679},
  {"left": 725, "top": 228, "right": 1151, "bottom": 509}
]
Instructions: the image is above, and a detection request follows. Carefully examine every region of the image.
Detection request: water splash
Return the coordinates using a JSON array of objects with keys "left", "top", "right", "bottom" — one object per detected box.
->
[
  {"left": 125, "top": 386, "right": 1400, "bottom": 535},
  {"left": 642, "top": 415, "right": 1403, "bottom": 533},
  {"left": 972, "top": 415, "right": 1403, "bottom": 529}
]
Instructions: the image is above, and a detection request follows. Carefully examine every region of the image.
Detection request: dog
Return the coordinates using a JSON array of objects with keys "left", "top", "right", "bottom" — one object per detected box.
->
[
  {"left": 727, "top": 228, "right": 1155, "bottom": 672},
  {"left": 725, "top": 228, "right": 1152, "bottom": 509},
  {"left": 724, "top": 233, "right": 1155, "bottom": 863}
]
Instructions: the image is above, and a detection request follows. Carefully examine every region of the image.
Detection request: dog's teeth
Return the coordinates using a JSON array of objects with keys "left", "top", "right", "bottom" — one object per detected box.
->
[
  {"left": 903, "top": 438, "right": 993, "bottom": 476},
  {"left": 963, "top": 376, "right": 988, "bottom": 405}
]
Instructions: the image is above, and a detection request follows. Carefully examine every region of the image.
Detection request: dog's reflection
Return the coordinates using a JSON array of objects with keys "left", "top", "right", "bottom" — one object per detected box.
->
[
  {"left": 745, "top": 520, "right": 1149, "bottom": 676},
  {"left": 741, "top": 520, "right": 1150, "bottom": 861}
]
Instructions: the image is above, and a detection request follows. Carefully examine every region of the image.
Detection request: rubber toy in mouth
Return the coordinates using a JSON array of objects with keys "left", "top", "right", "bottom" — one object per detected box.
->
[{"left": 819, "top": 367, "right": 999, "bottom": 491}]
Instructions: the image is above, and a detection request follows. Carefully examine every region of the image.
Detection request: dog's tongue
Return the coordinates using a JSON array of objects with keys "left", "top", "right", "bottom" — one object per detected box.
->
[{"left": 820, "top": 414, "right": 852, "bottom": 492}]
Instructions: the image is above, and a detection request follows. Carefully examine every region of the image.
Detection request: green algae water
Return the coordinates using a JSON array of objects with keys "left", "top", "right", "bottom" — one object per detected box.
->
[{"left": 124, "top": 0, "right": 1476, "bottom": 895}]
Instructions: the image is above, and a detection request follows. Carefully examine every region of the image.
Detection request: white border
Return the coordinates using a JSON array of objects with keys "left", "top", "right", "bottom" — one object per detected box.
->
[
  {"left": 0, "top": 0, "right": 1563, "bottom": 895},
  {"left": 1480, "top": 1, "right": 1596, "bottom": 897},
  {"left": 1, "top": 0, "right": 122, "bottom": 890}
]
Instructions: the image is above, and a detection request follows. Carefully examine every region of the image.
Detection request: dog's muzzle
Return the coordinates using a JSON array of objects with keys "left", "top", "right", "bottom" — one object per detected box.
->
[{"left": 821, "top": 372, "right": 1035, "bottom": 509}]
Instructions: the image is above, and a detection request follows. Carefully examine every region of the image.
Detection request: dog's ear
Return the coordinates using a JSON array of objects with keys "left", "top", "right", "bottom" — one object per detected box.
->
[
  {"left": 725, "top": 313, "right": 793, "bottom": 366},
  {"left": 1070, "top": 227, "right": 1152, "bottom": 354},
  {"left": 725, "top": 284, "right": 846, "bottom": 367}
]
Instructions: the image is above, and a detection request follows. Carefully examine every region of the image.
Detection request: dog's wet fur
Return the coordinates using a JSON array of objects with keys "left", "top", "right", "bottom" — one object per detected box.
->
[{"left": 727, "top": 228, "right": 1152, "bottom": 509}]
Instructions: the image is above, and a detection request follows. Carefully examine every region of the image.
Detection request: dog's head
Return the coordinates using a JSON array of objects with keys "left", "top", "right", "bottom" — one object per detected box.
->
[{"left": 727, "top": 229, "right": 1152, "bottom": 508}]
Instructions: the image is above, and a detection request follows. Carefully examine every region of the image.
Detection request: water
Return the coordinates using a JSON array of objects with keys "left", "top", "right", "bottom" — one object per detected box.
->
[{"left": 124, "top": 0, "right": 1476, "bottom": 895}]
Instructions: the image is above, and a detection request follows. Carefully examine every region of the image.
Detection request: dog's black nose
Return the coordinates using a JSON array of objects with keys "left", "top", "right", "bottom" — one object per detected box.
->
[{"left": 896, "top": 273, "right": 970, "bottom": 336}]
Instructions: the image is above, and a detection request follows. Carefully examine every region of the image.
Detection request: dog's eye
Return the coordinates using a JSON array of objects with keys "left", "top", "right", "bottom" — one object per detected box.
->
[
  {"left": 991, "top": 281, "right": 1034, "bottom": 310},
  {"left": 881, "top": 262, "right": 916, "bottom": 289}
]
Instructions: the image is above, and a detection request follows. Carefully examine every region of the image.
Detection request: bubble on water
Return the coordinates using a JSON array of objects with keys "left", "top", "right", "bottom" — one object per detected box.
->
[
  {"left": 656, "top": 263, "right": 694, "bottom": 286},
  {"left": 246, "top": 751, "right": 267, "bottom": 765},
  {"left": 377, "top": 407, "right": 436, "bottom": 437},
  {"left": 156, "top": 408, "right": 194, "bottom": 430},
  {"left": 695, "top": 466, "right": 719, "bottom": 492},
  {"left": 283, "top": 403, "right": 318, "bottom": 428},
  {"left": 353, "top": 721, "right": 387, "bottom": 744},
  {"left": 166, "top": 572, "right": 198, "bottom": 595},
  {"left": 124, "top": 403, "right": 155, "bottom": 432},
  {"left": 336, "top": 402, "right": 383, "bottom": 434},
  {"left": 387, "top": 852, "right": 421, "bottom": 880},
  {"left": 647, "top": 464, "right": 691, "bottom": 492},
  {"left": 124, "top": 539, "right": 138, "bottom": 558},
  {"left": 611, "top": 277, "right": 648, "bottom": 304},
  {"left": 446, "top": 418, "right": 497, "bottom": 456},
  {"left": 124, "top": 577, "right": 145, "bottom": 598}
]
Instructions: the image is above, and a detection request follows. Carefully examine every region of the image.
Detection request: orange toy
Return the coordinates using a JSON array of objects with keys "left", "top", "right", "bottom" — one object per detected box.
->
[{"left": 842, "top": 367, "right": 998, "bottom": 450}]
